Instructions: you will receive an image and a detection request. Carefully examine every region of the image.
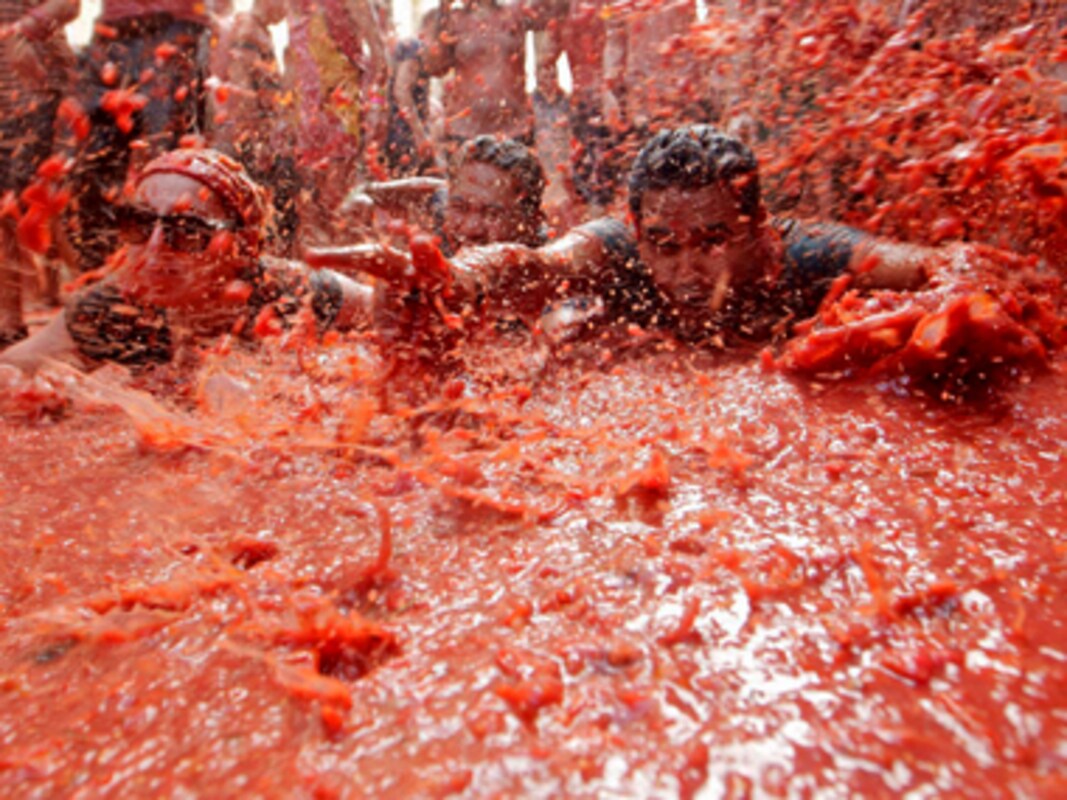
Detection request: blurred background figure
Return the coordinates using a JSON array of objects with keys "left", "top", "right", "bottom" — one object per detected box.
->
[
  {"left": 422, "top": 0, "right": 562, "bottom": 149},
  {"left": 0, "top": 0, "right": 80, "bottom": 345},
  {"left": 382, "top": 10, "right": 436, "bottom": 178},
  {"left": 64, "top": 0, "right": 214, "bottom": 272},
  {"left": 537, "top": 0, "right": 619, "bottom": 218},
  {"left": 606, "top": 0, "right": 714, "bottom": 153},
  {"left": 284, "top": 0, "right": 388, "bottom": 244},
  {"left": 209, "top": 0, "right": 299, "bottom": 256}
]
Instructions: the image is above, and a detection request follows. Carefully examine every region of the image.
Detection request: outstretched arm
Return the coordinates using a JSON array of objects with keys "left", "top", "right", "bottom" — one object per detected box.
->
[
  {"left": 306, "top": 241, "right": 419, "bottom": 284},
  {"left": 308, "top": 219, "right": 619, "bottom": 325},
  {"left": 357, "top": 177, "right": 446, "bottom": 214},
  {"left": 849, "top": 237, "right": 937, "bottom": 291},
  {"left": 0, "top": 311, "right": 80, "bottom": 374}
]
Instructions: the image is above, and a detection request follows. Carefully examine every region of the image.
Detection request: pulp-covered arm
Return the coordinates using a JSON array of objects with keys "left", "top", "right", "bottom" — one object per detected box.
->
[
  {"left": 0, "top": 311, "right": 80, "bottom": 374},
  {"left": 346, "top": 177, "right": 446, "bottom": 215},
  {"left": 308, "top": 219, "right": 621, "bottom": 325},
  {"left": 849, "top": 236, "right": 938, "bottom": 291},
  {"left": 777, "top": 219, "right": 938, "bottom": 294}
]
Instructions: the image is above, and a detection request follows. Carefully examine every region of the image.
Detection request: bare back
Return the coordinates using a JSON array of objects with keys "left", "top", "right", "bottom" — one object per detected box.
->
[
  {"left": 610, "top": 0, "right": 702, "bottom": 127},
  {"left": 431, "top": 1, "right": 541, "bottom": 140}
]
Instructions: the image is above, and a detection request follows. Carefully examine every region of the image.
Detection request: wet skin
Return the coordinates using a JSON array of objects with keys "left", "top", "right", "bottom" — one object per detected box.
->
[
  {"left": 432, "top": 1, "right": 534, "bottom": 139},
  {"left": 120, "top": 174, "right": 247, "bottom": 310},
  {"left": 637, "top": 184, "right": 772, "bottom": 317},
  {"left": 443, "top": 161, "right": 532, "bottom": 251}
]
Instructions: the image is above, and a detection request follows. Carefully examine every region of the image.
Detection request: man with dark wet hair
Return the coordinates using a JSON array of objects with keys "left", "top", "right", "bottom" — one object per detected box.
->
[
  {"left": 310, "top": 124, "right": 939, "bottom": 348},
  {"left": 616, "top": 124, "right": 901, "bottom": 340},
  {"left": 628, "top": 126, "right": 763, "bottom": 231},
  {"left": 338, "top": 134, "right": 547, "bottom": 255},
  {"left": 441, "top": 135, "right": 547, "bottom": 251}
]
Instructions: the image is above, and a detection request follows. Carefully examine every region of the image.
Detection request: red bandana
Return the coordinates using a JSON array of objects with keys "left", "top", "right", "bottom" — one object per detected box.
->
[{"left": 139, "top": 149, "right": 267, "bottom": 250}]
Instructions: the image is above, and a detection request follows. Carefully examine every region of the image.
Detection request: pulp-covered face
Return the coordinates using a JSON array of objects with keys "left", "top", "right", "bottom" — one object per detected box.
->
[
  {"left": 637, "top": 184, "right": 764, "bottom": 315},
  {"left": 443, "top": 161, "right": 531, "bottom": 250},
  {"left": 119, "top": 173, "right": 246, "bottom": 308}
]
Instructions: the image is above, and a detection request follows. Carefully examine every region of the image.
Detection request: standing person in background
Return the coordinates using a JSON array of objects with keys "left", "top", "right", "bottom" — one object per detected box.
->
[
  {"left": 209, "top": 0, "right": 299, "bottom": 256},
  {"left": 539, "top": 0, "right": 621, "bottom": 216},
  {"left": 530, "top": 23, "right": 574, "bottom": 226},
  {"left": 285, "top": 0, "right": 388, "bottom": 244},
  {"left": 65, "top": 0, "right": 213, "bottom": 272},
  {"left": 383, "top": 11, "right": 437, "bottom": 178},
  {"left": 0, "top": 0, "right": 79, "bottom": 346},
  {"left": 361, "top": 0, "right": 395, "bottom": 161},
  {"left": 605, "top": 0, "right": 715, "bottom": 154},
  {"left": 423, "top": 0, "right": 563, "bottom": 150}
]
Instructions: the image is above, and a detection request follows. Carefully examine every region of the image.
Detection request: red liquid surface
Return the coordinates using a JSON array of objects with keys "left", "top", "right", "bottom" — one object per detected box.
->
[{"left": 1, "top": 344, "right": 1064, "bottom": 797}]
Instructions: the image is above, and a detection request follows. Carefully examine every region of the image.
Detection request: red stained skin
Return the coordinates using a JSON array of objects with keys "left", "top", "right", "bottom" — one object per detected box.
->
[{"left": 1, "top": 3, "right": 1067, "bottom": 797}]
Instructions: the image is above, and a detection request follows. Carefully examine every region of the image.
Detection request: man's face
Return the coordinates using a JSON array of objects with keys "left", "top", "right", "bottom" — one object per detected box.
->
[
  {"left": 444, "top": 161, "right": 530, "bottom": 251},
  {"left": 637, "top": 184, "right": 761, "bottom": 317},
  {"left": 119, "top": 173, "right": 246, "bottom": 308}
]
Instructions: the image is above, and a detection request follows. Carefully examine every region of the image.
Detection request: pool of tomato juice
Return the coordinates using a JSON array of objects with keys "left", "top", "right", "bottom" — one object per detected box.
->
[{"left": 0, "top": 343, "right": 1064, "bottom": 798}]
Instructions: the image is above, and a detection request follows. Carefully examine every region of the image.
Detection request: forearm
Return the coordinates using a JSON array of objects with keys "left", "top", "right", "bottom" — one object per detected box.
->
[
  {"left": 850, "top": 238, "right": 936, "bottom": 291},
  {"left": 330, "top": 271, "right": 377, "bottom": 330},
  {"left": 472, "top": 223, "right": 611, "bottom": 317},
  {"left": 305, "top": 243, "right": 413, "bottom": 284},
  {"left": 0, "top": 310, "right": 79, "bottom": 373},
  {"left": 364, "top": 178, "right": 445, "bottom": 211}
]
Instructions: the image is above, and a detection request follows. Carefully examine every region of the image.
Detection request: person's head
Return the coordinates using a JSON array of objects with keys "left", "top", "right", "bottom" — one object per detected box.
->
[
  {"left": 628, "top": 125, "right": 771, "bottom": 315},
  {"left": 443, "top": 136, "right": 546, "bottom": 251},
  {"left": 117, "top": 149, "right": 266, "bottom": 308}
]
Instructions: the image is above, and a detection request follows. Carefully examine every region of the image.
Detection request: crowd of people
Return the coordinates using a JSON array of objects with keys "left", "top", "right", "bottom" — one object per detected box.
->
[{"left": 0, "top": 0, "right": 1061, "bottom": 386}]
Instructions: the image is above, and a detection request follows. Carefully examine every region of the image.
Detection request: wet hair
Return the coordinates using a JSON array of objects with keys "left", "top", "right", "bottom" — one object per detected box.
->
[
  {"left": 450, "top": 135, "right": 545, "bottom": 239},
  {"left": 628, "top": 125, "right": 763, "bottom": 229}
]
